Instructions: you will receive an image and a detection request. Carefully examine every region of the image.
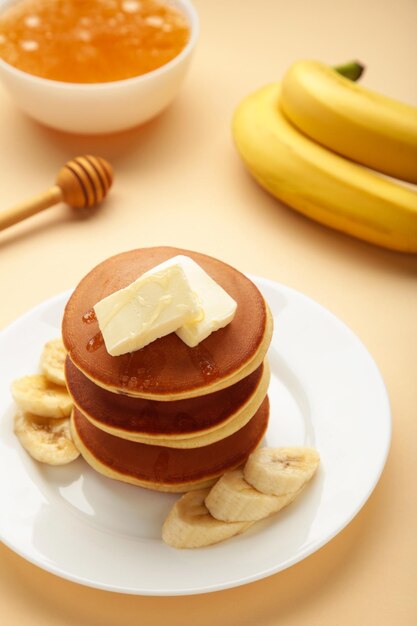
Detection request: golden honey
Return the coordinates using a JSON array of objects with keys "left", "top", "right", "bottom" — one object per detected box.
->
[{"left": 0, "top": 0, "right": 190, "bottom": 83}]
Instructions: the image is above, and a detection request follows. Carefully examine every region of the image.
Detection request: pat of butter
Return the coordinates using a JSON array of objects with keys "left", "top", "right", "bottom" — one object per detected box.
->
[
  {"left": 151, "top": 255, "right": 237, "bottom": 347},
  {"left": 93, "top": 262, "right": 201, "bottom": 356}
]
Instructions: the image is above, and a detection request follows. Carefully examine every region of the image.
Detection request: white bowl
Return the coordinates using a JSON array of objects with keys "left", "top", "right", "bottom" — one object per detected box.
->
[{"left": 0, "top": 0, "right": 199, "bottom": 134}]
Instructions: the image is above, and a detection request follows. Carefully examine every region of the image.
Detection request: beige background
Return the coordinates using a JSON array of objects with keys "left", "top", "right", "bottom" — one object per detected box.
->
[{"left": 1, "top": 0, "right": 416, "bottom": 624}]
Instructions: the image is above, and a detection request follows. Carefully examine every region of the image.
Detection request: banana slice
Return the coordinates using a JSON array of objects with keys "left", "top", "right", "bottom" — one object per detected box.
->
[
  {"left": 11, "top": 374, "right": 73, "bottom": 418},
  {"left": 41, "top": 338, "right": 67, "bottom": 386},
  {"left": 243, "top": 447, "right": 320, "bottom": 496},
  {"left": 162, "top": 488, "right": 253, "bottom": 549},
  {"left": 14, "top": 411, "right": 80, "bottom": 465},
  {"left": 205, "top": 468, "right": 300, "bottom": 522}
]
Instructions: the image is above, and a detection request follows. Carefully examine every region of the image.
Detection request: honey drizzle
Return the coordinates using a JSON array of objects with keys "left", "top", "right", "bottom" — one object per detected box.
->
[
  {"left": 188, "top": 344, "right": 219, "bottom": 381},
  {"left": 82, "top": 308, "right": 97, "bottom": 323},
  {"left": 86, "top": 331, "right": 104, "bottom": 352}
]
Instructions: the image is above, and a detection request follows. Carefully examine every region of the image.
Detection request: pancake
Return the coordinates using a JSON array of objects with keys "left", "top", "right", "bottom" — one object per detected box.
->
[
  {"left": 65, "top": 356, "right": 270, "bottom": 448},
  {"left": 62, "top": 247, "right": 273, "bottom": 400},
  {"left": 71, "top": 397, "right": 270, "bottom": 493}
]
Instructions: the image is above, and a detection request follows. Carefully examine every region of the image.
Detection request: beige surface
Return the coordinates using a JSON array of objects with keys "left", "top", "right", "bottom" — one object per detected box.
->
[{"left": 0, "top": 0, "right": 416, "bottom": 624}]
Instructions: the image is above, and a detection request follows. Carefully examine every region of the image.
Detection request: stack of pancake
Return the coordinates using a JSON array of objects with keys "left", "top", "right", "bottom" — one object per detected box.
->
[{"left": 62, "top": 247, "right": 273, "bottom": 492}]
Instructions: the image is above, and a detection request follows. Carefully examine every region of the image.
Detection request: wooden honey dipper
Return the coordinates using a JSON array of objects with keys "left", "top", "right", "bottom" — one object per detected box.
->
[{"left": 0, "top": 155, "right": 113, "bottom": 231}]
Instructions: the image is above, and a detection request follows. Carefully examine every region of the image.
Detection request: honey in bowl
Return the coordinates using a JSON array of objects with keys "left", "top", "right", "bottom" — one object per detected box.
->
[{"left": 0, "top": 0, "right": 190, "bottom": 83}]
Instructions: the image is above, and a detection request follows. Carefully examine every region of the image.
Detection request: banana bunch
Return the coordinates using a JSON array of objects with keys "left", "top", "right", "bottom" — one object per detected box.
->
[
  {"left": 232, "top": 60, "right": 417, "bottom": 253},
  {"left": 11, "top": 338, "right": 79, "bottom": 465},
  {"left": 162, "top": 446, "right": 319, "bottom": 548}
]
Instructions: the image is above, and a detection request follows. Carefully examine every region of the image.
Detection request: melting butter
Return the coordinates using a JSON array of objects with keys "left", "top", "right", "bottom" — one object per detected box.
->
[
  {"left": 93, "top": 255, "right": 237, "bottom": 356},
  {"left": 94, "top": 263, "right": 201, "bottom": 356},
  {"left": 154, "top": 256, "right": 238, "bottom": 347}
]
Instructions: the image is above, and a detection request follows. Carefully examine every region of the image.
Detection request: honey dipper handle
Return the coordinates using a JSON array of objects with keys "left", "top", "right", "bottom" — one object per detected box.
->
[{"left": 0, "top": 186, "right": 63, "bottom": 231}]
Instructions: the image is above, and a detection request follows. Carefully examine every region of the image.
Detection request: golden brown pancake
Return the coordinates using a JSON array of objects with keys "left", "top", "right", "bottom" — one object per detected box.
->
[
  {"left": 65, "top": 356, "right": 270, "bottom": 447},
  {"left": 71, "top": 397, "right": 269, "bottom": 493},
  {"left": 62, "top": 247, "right": 273, "bottom": 400}
]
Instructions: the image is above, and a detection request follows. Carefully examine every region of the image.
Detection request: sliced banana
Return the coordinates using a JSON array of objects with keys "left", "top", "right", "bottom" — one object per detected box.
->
[
  {"left": 243, "top": 447, "right": 320, "bottom": 496},
  {"left": 41, "top": 338, "right": 67, "bottom": 386},
  {"left": 11, "top": 374, "right": 73, "bottom": 418},
  {"left": 163, "top": 447, "right": 320, "bottom": 548},
  {"left": 162, "top": 488, "right": 253, "bottom": 549},
  {"left": 205, "top": 468, "right": 299, "bottom": 522},
  {"left": 14, "top": 411, "right": 80, "bottom": 465}
]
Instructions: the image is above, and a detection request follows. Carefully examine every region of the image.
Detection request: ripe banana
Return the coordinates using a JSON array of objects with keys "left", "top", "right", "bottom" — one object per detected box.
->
[
  {"left": 244, "top": 447, "right": 320, "bottom": 496},
  {"left": 11, "top": 374, "right": 73, "bottom": 418},
  {"left": 232, "top": 83, "right": 417, "bottom": 252},
  {"left": 40, "top": 337, "right": 67, "bottom": 386},
  {"left": 204, "top": 468, "right": 299, "bottom": 522},
  {"left": 14, "top": 410, "right": 79, "bottom": 465},
  {"left": 162, "top": 488, "right": 253, "bottom": 549},
  {"left": 280, "top": 60, "right": 417, "bottom": 184}
]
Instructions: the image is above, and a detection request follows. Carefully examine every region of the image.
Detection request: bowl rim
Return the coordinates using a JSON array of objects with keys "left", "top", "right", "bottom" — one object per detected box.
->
[{"left": 0, "top": 0, "right": 199, "bottom": 90}]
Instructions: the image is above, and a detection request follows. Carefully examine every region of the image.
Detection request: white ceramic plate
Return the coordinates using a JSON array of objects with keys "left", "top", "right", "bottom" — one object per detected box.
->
[{"left": 0, "top": 278, "right": 391, "bottom": 595}]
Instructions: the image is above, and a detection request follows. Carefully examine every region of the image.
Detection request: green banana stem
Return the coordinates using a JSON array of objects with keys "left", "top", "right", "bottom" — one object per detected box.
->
[{"left": 334, "top": 61, "right": 365, "bottom": 81}]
